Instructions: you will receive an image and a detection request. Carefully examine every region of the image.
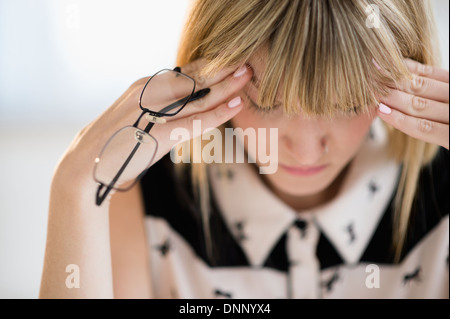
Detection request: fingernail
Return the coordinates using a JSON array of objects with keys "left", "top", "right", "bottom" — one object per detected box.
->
[
  {"left": 378, "top": 103, "right": 391, "bottom": 114},
  {"left": 233, "top": 65, "right": 247, "bottom": 78},
  {"left": 228, "top": 96, "right": 242, "bottom": 108}
]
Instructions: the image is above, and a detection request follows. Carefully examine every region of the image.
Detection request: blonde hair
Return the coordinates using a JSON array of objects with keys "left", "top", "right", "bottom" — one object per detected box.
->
[{"left": 175, "top": 0, "right": 441, "bottom": 263}]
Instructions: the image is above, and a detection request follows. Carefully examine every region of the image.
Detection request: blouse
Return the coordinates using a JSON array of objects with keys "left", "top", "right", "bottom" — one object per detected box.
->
[{"left": 139, "top": 118, "right": 449, "bottom": 298}]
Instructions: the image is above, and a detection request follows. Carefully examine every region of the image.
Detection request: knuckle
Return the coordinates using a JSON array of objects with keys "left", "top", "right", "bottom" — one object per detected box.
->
[
  {"left": 181, "top": 63, "right": 194, "bottom": 76},
  {"left": 180, "top": 59, "right": 204, "bottom": 80},
  {"left": 416, "top": 62, "right": 433, "bottom": 76},
  {"left": 417, "top": 118, "right": 433, "bottom": 133},
  {"left": 411, "top": 96, "right": 427, "bottom": 113},
  {"left": 191, "top": 96, "right": 206, "bottom": 109},
  {"left": 410, "top": 75, "right": 426, "bottom": 93},
  {"left": 194, "top": 74, "right": 206, "bottom": 87}
]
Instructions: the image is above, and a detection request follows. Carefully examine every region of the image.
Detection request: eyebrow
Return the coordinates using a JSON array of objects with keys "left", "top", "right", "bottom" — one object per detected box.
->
[
  {"left": 246, "top": 81, "right": 361, "bottom": 111},
  {"left": 245, "top": 86, "right": 283, "bottom": 108}
]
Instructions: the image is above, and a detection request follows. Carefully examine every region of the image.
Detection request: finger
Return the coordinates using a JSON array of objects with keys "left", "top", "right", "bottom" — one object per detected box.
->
[
  {"left": 179, "top": 58, "right": 244, "bottom": 89},
  {"left": 377, "top": 103, "right": 449, "bottom": 149},
  {"left": 152, "top": 96, "right": 244, "bottom": 159},
  {"left": 380, "top": 89, "right": 449, "bottom": 124},
  {"left": 404, "top": 58, "right": 449, "bottom": 83},
  {"left": 166, "top": 64, "right": 252, "bottom": 120},
  {"left": 390, "top": 74, "right": 449, "bottom": 104}
]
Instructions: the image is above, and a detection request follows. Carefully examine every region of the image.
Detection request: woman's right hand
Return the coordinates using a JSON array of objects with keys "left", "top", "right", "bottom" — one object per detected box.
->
[
  {"left": 55, "top": 59, "right": 253, "bottom": 200},
  {"left": 40, "top": 60, "right": 252, "bottom": 298}
]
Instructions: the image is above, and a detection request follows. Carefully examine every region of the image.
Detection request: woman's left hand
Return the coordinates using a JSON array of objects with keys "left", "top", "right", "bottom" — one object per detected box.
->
[{"left": 377, "top": 58, "right": 449, "bottom": 150}]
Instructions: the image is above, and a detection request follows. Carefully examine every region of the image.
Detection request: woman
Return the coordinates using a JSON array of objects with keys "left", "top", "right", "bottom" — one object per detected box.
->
[{"left": 40, "top": 0, "right": 449, "bottom": 298}]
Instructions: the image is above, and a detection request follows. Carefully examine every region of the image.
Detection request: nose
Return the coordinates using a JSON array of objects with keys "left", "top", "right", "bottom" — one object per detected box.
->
[{"left": 281, "top": 117, "right": 328, "bottom": 166}]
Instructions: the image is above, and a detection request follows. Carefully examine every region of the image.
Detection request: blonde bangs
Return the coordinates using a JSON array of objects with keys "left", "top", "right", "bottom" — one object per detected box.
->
[{"left": 178, "top": 0, "right": 430, "bottom": 118}]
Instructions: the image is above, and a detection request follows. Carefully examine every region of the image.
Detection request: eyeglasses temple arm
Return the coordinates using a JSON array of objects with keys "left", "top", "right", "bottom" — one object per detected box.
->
[{"left": 158, "top": 88, "right": 210, "bottom": 114}]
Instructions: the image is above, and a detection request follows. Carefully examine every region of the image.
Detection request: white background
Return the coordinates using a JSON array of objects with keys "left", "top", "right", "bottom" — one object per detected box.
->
[{"left": 0, "top": 0, "right": 448, "bottom": 298}]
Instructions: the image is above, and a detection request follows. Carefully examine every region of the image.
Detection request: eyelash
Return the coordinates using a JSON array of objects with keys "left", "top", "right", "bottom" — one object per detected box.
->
[
  {"left": 344, "top": 106, "right": 362, "bottom": 116},
  {"left": 245, "top": 89, "right": 362, "bottom": 117},
  {"left": 248, "top": 100, "right": 362, "bottom": 116},
  {"left": 248, "top": 99, "right": 273, "bottom": 113},
  {"left": 245, "top": 93, "right": 279, "bottom": 115}
]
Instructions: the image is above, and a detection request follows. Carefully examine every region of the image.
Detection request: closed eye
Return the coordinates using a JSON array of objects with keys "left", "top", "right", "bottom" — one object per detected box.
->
[
  {"left": 344, "top": 106, "right": 362, "bottom": 116},
  {"left": 244, "top": 91, "right": 281, "bottom": 114}
]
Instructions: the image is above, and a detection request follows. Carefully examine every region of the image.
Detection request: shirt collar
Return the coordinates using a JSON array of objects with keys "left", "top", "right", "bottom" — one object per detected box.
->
[{"left": 208, "top": 118, "right": 401, "bottom": 266}]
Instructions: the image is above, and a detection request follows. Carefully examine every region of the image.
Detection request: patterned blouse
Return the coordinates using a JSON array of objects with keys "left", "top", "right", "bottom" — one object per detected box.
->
[{"left": 140, "top": 118, "right": 449, "bottom": 298}]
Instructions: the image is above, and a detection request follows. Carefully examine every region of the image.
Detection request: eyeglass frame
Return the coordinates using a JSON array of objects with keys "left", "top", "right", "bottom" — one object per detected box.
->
[{"left": 94, "top": 66, "right": 210, "bottom": 206}]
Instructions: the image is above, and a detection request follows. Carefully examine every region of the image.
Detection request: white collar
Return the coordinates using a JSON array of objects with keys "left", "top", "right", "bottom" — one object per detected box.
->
[{"left": 208, "top": 118, "right": 401, "bottom": 267}]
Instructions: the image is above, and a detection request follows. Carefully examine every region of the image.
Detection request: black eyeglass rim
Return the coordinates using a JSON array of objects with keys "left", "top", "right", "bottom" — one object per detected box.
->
[
  {"left": 92, "top": 126, "right": 158, "bottom": 192},
  {"left": 95, "top": 67, "right": 210, "bottom": 206},
  {"left": 138, "top": 68, "right": 196, "bottom": 117}
]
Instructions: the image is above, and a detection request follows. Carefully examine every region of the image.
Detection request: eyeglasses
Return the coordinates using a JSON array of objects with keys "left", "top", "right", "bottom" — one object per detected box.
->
[{"left": 93, "top": 67, "right": 210, "bottom": 206}]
